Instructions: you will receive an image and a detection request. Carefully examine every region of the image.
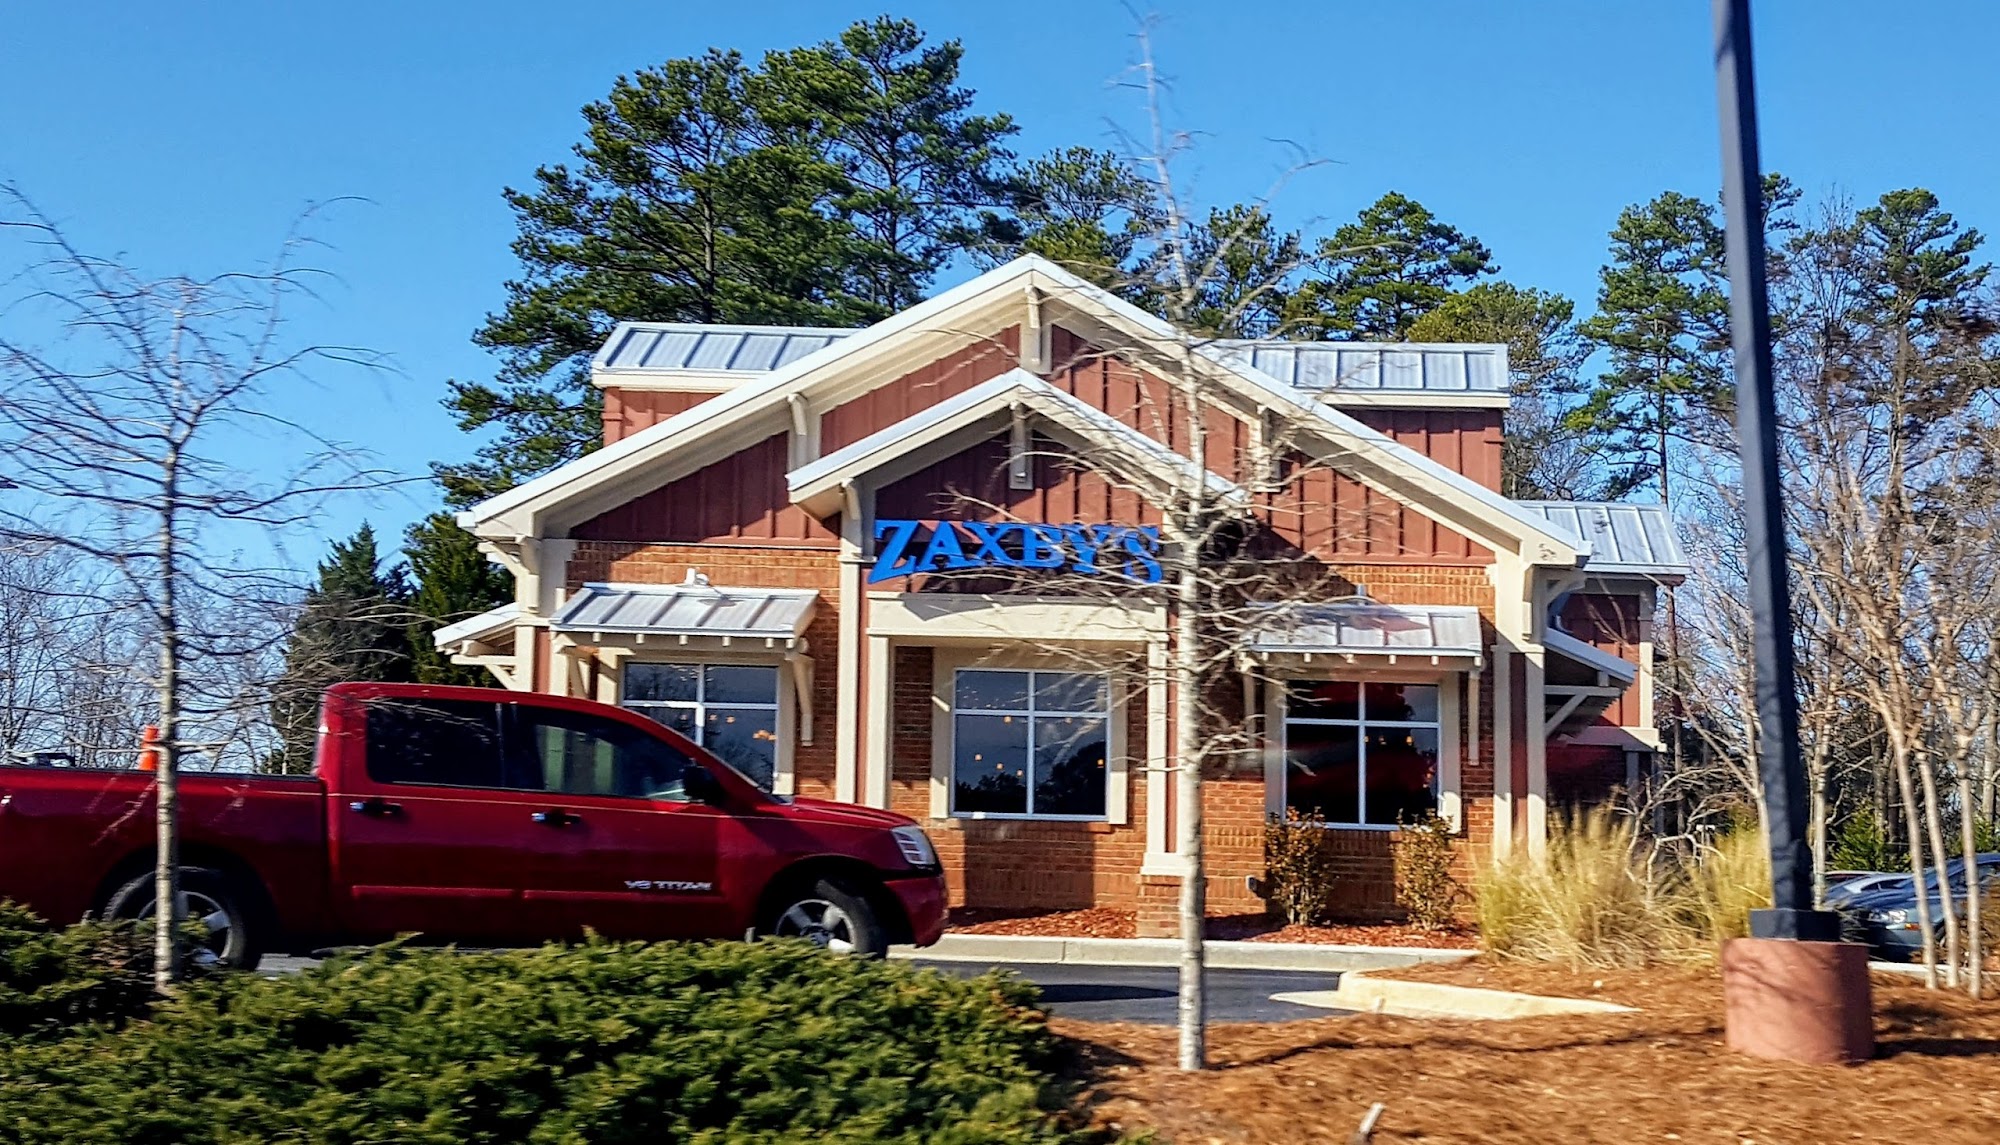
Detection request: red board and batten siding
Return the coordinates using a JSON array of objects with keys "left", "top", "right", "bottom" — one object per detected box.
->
[
  {"left": 818, "top": 329, "right": 1022, "bottom": 454},
  {"left": 569, "top": 433, "right": 837, "bottom": 547},
  {"left": 602, "top": 388, "right": 721, "bottom": 445},
  {"left": 874, "top": 432, "right": 1167, "bottom": 526},
  {"left": 1351, "top": 408, "right": 1504, "bottom": 493}
]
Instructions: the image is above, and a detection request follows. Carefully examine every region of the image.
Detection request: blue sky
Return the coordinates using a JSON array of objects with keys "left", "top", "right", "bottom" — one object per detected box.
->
[{"left": 3, "top": 1, "right": 1995, "bottom": 569}]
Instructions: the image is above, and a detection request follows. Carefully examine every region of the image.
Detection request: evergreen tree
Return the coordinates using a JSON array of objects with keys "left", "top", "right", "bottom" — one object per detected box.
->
[
  {"left": 405, "top": 512, "right": 515, "bottom": 687},
  {"left": 440, "top": 18, "right": 1017, "bottom": 504},
  {"left": 1155, "top": 204, "right": 1306, "bottom": 338},
  {"left": 973, "top": 147, "right": 1160, "bottom": 289},
  {"left": 1295, "top": 192, "right": 1495, "bottom": 338},
  {"left": 268, "top": 525, "right": 414, "bottom": 773}
]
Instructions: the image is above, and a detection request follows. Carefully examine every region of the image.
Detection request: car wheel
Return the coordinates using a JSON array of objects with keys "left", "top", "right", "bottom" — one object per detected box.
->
[
  {"left": 103, "top": 867, "right": 264, "bottom": 971},
  {"left": 761, "top": 877, "right": 887, "bottom": 957}
]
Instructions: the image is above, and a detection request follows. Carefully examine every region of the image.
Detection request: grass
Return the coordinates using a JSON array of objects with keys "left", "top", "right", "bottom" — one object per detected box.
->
[{"left": 1474, "top": 806, "right": 1771, "bottom": 968}]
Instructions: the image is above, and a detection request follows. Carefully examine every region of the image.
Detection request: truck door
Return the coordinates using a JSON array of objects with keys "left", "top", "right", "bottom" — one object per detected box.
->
[
  {"left": 501, "top": 701, "right": 728, "bottom": 940},
  {"left": 327, "top": 696, "right": 545, "bottom": 940}
]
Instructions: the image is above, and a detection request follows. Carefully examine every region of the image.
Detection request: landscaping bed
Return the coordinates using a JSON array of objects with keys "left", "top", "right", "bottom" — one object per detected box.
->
[
  {"left": 1060, "top": 958, "right": 2000, "bottom": 1143},
  {"left": 947, "top": 907, "right": 1476, "bottom": 948}
]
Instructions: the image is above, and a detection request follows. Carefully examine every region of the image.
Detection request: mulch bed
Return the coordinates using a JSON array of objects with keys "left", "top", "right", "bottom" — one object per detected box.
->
[
  {"left": 946, "top": 907, "right": 1476, "bottom": 948},
  {"left": 1059, "top": 959, "right": 2000, "bottom": 1144}
]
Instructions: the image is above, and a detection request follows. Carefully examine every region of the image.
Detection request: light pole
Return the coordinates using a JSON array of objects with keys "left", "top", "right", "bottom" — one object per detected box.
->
[{"left": 1711, "top": 0, "right": 1872, "bottom": 1062}]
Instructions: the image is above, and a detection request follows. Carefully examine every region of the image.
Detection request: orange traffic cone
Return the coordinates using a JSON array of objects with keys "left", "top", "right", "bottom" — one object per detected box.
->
[{"left": 136, "top": 725, "right": 160, "bottom": 772}]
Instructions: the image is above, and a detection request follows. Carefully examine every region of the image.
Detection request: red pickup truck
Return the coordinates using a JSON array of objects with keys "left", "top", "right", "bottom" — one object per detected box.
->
[{"left": 0, "top": 683, "right": 946, "bottom": 967}]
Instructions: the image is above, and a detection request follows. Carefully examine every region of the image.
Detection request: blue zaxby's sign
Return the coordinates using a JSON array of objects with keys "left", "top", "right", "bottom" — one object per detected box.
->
[{"left": 868, "top": 520, "right": 1163, "bottom": 584}]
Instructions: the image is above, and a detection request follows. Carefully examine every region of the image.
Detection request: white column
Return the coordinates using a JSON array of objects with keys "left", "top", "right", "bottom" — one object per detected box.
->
[{"left": 863, "top": 633, "right": 893, "bottom": 809}]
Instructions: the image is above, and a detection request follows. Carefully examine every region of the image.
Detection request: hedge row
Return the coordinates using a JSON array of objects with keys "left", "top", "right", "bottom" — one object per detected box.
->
[{"left": 0, "top": 915, "right": 1094, "bottom": 1145}]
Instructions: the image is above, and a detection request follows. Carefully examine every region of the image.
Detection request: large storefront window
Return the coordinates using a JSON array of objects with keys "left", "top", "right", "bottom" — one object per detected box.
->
[
  {"left": 1283, "top": 681, "right": 1440, "bottom": 827},
  {"left": 951, "top": 669, "right": 1109, "bottom": 818},
  {"left": 622, "top": 663, "right": 780, "bottom": 790}
]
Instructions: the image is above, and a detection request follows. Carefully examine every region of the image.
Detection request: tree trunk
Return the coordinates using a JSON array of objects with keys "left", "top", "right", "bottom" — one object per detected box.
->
[
  {"left": 1915, "top": 749, "right": 1962, "bottom": 989},
  {"left": 1889, "top": 737, "right": 1938, "bottom": 988},
  {"left": 1173, "top": 562, "right": 1205, "bottom": 1071},
  {"left": 154, "top": 455, "right": 181, "bottom": 992},
  {"left": 1809, "top": 756, "right": 1828, "bottom": 909},
  {"left": 1958, "top": 762, "right": 1983, "bottom": 998}
]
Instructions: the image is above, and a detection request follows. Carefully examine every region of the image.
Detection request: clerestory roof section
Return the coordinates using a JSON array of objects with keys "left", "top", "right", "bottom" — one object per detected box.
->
[
  {"left": 593, "top": 322, "right": 855, "bottom": 381},
  {"left": 1210, "top": 341, "right": 1510, "bottom": 408}
]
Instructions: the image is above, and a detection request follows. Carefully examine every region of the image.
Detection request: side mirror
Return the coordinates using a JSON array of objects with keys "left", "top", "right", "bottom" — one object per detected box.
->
[{"left": 681, "top": 766, "right": 724, "bottom": 806}]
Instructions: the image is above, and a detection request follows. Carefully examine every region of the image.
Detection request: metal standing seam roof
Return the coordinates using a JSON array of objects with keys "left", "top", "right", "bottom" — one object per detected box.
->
[
  {"left": 592, "top": 321, "right": 1507, "bottom": 400},
  {"left": 1513, "top": 501, "right": 1689, "bottom": 576},
  {"left": 550, "top": 583, "right": 819, "bottom": 640},
  {"left": 1246, "top": 603, "right": 1485, "bottom": 658},
  {"left": 593, "top": 323, "right": 855, "bottom": 374},
  {"left": 1210, "top": 341, "right": 1508, "bottom": 396}
]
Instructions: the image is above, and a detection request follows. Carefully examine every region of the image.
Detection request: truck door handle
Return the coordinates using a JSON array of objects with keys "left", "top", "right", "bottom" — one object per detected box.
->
[
  {"left": 531, "top": 808, "right": 580, "bottom": 827},
  {"left": 348, "top": 798, "right": 402, "bottom": 817}
]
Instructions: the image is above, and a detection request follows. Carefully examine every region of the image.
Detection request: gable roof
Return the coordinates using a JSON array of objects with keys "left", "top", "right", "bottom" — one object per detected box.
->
[
  {"left": 787, "top": 368, "right": 1246, "bottom": 517},
  {"left": 461, "top": 255, "right": 1586, "bottom": 567}
]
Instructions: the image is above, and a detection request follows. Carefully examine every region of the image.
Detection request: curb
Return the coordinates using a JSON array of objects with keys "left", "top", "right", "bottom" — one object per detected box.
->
[
  {"left": 890, "top": 933, "right": 1478, "bottom": 974},
  {"left": 1277, "top": 971, "right": 1634, "bottom": 1019}
]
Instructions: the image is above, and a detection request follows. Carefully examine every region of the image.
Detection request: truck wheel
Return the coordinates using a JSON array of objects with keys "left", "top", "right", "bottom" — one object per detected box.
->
[
  {"left": 103, "top": 867, "right": 264, "bottom": 972},
  {"left": 762, "top": 877, "right": 887, "bottom": 957}
]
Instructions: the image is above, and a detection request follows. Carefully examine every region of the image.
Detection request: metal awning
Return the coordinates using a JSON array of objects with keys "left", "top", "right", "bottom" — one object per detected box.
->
[
  {"left": 1544, "top": 628, "right": 1639, "bottom": 739},
  {"left": 1245, "top": 603, "right": 1484, "bottom": 667},
  {"left": 551, "top": 582, "right": 818, "bottom": 646}
]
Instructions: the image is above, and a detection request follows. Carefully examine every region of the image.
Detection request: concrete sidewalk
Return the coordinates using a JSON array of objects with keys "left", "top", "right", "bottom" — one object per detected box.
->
[{"left": 891, "top": 932, "right": 1476, "bottom": 973}]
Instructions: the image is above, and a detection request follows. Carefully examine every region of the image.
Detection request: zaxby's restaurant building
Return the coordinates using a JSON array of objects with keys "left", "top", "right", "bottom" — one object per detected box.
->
[{"left": 438, "top": 256, "right": 1687, "bottom": 933}]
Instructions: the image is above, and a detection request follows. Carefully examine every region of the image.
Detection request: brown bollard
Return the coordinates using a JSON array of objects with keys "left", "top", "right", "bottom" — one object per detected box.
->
[{"left": 1720, "top": 937, "right": 1874, "bottom": 1064}]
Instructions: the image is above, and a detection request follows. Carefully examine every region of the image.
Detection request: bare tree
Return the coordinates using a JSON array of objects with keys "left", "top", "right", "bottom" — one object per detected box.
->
[{"left": 0, "top": 185, "right": 391, "bottom": 987}]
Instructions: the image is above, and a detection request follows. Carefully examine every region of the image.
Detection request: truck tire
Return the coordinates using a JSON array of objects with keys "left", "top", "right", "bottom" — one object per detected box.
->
[
  {"left": 103, "top": 867, "right": 264, "bottom": 972},
  {"left": 760, "top": 876, "right": 887, "bottom": 958}
]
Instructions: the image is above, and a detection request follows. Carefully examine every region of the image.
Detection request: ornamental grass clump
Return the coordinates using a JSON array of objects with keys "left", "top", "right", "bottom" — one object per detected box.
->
[
  {"left": 1475, "top": 806, "right": 1777, "bottom": 967},
  {"left": 1474, "top": 806, "right": 1680, "bottom": 968}
]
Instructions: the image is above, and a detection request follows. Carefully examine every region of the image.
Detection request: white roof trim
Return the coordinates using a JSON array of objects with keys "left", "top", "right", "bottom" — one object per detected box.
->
[
  {"left": 787, "top": 368, "right": 1245, "bottom": 509},
  {"left": 430, "top": 602, "right": 525, "bottom": 650},
  {"left": 461, "top": 255, "right": 1586, "bottom": 566},
  {"left": 1545, "top": 627, "right": 1639, "bottom": 685}
]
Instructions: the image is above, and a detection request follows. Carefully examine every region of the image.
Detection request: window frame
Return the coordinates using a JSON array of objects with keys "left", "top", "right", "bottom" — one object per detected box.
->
[
  {"left": 617, "top": 659, "right": 787, "bottom": 792},
  {"left": 945, "top": 665, "right": 1114, "bottom": 822},
  {"left": 1273, "top": 676, "right": 1458, "bottom": 832}
]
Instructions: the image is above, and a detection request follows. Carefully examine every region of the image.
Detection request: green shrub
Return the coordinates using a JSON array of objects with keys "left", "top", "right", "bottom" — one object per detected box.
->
[
  {"left": 1830, "top": 806, "right": 1899, "bottom": 872},
  {"left": 1394, "top": 814, "right": 1462, "bottom": 931},
  {"left": 1263, "top": 808, "right": 1337, "bottom": 925},
  {"left": 0, "top": 939, "right": 1089, "bottom": 1145},
  {"left": 0, "top": 902, "right": 156, "bottom": 1040}
]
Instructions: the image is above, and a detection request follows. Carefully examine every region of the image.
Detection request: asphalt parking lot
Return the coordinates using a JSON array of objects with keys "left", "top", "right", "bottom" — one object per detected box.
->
[{"left": 260, "top": 954, "right": 1347, "bottom": 1025}]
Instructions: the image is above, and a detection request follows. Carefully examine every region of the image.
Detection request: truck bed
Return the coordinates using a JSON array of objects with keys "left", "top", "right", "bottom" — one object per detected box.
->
[{"left": 0, "top": 766, "right": 328, "bottom": 933}]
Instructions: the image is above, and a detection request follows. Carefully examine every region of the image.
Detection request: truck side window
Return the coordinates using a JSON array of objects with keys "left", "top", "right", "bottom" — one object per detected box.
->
[
  {"left": 508, "top": 706, "right": 695, "bottom": 802},
  {"left": 363, "top": 699, "right": 505, "bottom": 789}
]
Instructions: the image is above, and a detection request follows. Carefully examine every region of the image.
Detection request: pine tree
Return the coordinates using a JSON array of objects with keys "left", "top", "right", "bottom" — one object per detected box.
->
[
  {"left": 1294, "top": 192, "right": 1496, "bottom": 338},
  {"left": 439, "top": 19, "right": 1016, "bottom": 503},
  {"left": 405, "top": 512, "right": 514, "bottom": 686},
  {"left": 267, "top": 525, "right": 414, "bottom": 773}
]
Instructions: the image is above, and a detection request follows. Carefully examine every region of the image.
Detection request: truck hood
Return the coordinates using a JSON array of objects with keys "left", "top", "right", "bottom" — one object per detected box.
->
[{"left": 779, "top": 796, "right": 918, "bottom": 832}]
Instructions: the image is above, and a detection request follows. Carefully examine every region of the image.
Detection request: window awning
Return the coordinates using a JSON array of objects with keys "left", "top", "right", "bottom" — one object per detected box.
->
[
  {"left": 1544, "top": 627, "right": 1639, "bottom": 739},
  {"left": 551, "top": 582, "right": 818, "bottom": 648},
  {"left": 1245, "top": 603, "right": 1484, "bottom": 667}
]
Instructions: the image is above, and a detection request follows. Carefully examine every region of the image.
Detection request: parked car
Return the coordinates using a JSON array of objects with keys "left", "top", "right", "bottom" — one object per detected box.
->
[
  {"left": 1837, "top": 854, "right": 2000, "bottom": 960},
  {"left": 1823, "top": 870, "right": 1909, "bottom": 906},
  {"left": 0, "top": 683, "right": 947, "bottom": 968}
]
